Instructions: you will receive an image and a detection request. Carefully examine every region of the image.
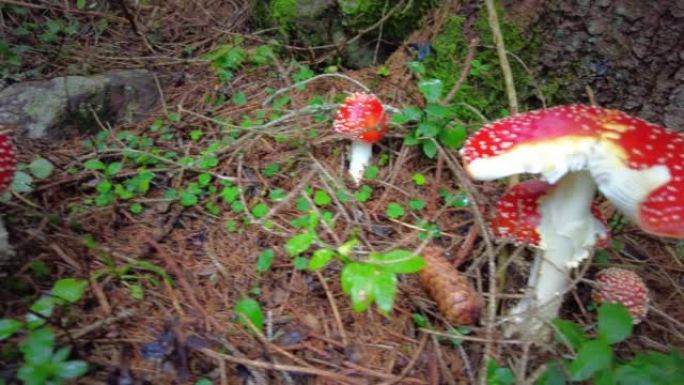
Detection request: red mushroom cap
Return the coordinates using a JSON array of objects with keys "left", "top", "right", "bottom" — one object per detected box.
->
[
  {"left": 333, "top": 92, "right": 388, "bottom": 144},
  {"left": 492, "top": 179, "right": 610, "bottom": 248},
  {"left": 460, "top": 105, "right": 684, "bottom": 238},
  {"left": 592, "top": 267, "right": 649, "bottom": 324},
  {"left": 0, "top": 134, "right": 17, "bottom": 191}
]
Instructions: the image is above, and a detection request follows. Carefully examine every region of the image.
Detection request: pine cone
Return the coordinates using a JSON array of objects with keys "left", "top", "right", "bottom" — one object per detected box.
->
[{"left": 419, "top": 246, "right": 481, "bottom": 325}]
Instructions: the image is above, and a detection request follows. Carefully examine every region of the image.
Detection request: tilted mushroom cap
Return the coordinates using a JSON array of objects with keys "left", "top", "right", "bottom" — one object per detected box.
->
[
  {"left": 0, "top": 134, "right": 17, "bottom": 191},
  {"left": 333, "top": 92, "right": 388, "bottom": 144},
  {"left": 460, "top": 105, "right": 684, "bottom": 238},
  {"left": 492, "top": 179, "right": 610, "bottom": 251},
  {"left": 592, "top": 267, "right": 649, "bottom": 324}
]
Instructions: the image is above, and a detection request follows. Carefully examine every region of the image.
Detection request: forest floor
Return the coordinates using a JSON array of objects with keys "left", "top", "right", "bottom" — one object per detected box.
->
[{"left": 1, "top": 1, "right": 682, "bottom": 385}]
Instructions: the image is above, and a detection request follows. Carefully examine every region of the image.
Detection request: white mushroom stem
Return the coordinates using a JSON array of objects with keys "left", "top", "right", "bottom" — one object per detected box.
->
[
  {"left": 508, "top": 171, "right": 604, "bottom": 336},
  {"left": 348, "top": 141, "right": 373, "bottom": 185}
]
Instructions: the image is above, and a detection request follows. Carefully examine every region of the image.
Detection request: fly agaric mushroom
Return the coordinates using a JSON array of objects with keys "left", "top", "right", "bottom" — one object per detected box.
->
[
  {"left": 492, "top": 179, "right": 609, "bottom": 328},
  {"left": 334, "top": 92, "right": 388, "bottom": 184},
  {"left": 459, "top": 105, "right": 684, "bottom": 335},
  {"left": 0, "top": 133, "right": 16, "bottom": 191},
  {"left": 593, "top": 267, "right": 649, "bottom": 324}
]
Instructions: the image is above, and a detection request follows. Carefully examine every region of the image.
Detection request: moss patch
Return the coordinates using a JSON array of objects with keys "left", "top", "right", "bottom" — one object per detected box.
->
[{"left": 423, "top": 4, "right": 554, "bottom": 120}]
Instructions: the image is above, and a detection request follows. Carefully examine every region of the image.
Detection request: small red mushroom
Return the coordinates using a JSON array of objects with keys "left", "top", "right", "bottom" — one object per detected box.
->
[
  {"left": 333, "top": 92, "right": 388, "bottom": 184},
  {"left": 0, "top": 133, "right": 17, "bottom": 191},
  {"left": 593, "top": 267, "right": 649, "bottom": 324}
]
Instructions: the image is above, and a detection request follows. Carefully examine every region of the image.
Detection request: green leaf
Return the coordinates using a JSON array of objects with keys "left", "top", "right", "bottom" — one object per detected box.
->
[
  {"left": 439, "top": 124, "right": 467, "bottom": 149},
  {"left": 373, "top": 269, "right": 397, "bottom": 314},
  {"left": 256, "top": 249, "right": 274, "bottom": 273},
  {"left": 340, "top": 263, "right": 376, "bottom": 312},
  {"left": 26, "top": 296, "right": 54, "bottom": 329},
  {"left": 129, "top": 203, "right": 143, "bottom": 214},
  {"left": 293, "top": 256, "right": 309, "bottom": 270},
  {"left": 409, "top": 199, "right": 426, "bottom": 210},
  {"left": 180, "top": 192, "right": 198, "bottom": 206},
  {"left": 11, "top": 171, "right": 33, "bottom": 193},
  {"left": 20, "top": 327, "right": 55, "bottom": 364},
  {"left": 96, "top": 180, "right": 112, "bottom": 194},
  {"left": 105, "top": 162, "right": 123, "bottom": 177},
  {"left": 308, "top": 248, "right": 335, "bottom": 270},
  {"left": 313, "top": 190, "right": 331, "bottom": 206},
  {"left": 83, "top": 159, "right": 105, "bottom": 170},
  {"left": 337, "top": 239, "right": 358, "bottom": 257},
  {"left": 0, "top": 319, "right": 22, "bottom": 340},
  {"left": 263, "top": 163, "right": 280, "bottom": 177},
  {"left": 569, "top": 339, "right": 613, "bottom": 381},
  {"left": 28, "top": 158, "right": 54, "bottom": 179},
  {"left": 251, "top": 203, "right": 269, "bottom": 218},
  {"left": 195, "top": 378, "right": 214, "bottom": 385},
  {"left": 536, "top": 361, "right": 567, "bottom": 385},
  {"left": 198, "top": 173, "right": 212, "bottom": 186},
  {"left": 52, "top": 278, "right": 87, "bottom": 303},
  {"left": 234, "top": 298, "right": 264, "bottom": 332},
  {"left": 391, "top": 106, "right": 423, "bottom": 124},
  {"left": 354, "top": 185, "right": 373, "bottom": 203},
  {"left": 412, "top": 173, "right": 426, "bottom": 186},
  {"left": 412, "top": 313, "right": 428, "bottom": 328},
  {"left": 232, "top": 91, "right": 247, "bottom": 106},
  {"left": 129, "top": 284, "right": 144, "bottom": 300},
  {"left": 417, "top": 121, "right": 440, "bottom": 137},
  {"left": 57, "top": 360, "right": 88, "bottom": 379},
  {"left": 418, "top": 79, "right": 443, "bottom": 103},
  {"left": 593, "top": 370, "right": 617, "bottom": 385},
  {"left": 385, "top": 202, "right": 405, "bottom": 219},
  {"left": 285, "top": 232, "right": 315, "bottom": 256},
  {"left": 376, "top": 65, "right": 390, "bottom": 77},
  {"left": 615, "top": 350, "right": 684, "bottom": 385},
  {"left": 552, "top": 319, "right": 588, "bottom": 350},
  {"left": 221, "top": 186, "right": 240, "bottom": 203},
  {"left": 421, "top": 140, "right": 437, "bottom": 158},
  {"left": 364, "top": 165, "right": 379, "bottom": 180},
  {"left": 369, "top": 250, "right": 425, "bottom": 273},
  {"left": 487, "top": 359, "right": 515, "bottom": 385},
  {"left": 597, "top": 303, "right": 633, "bottom": 344},
  {"left": 423, "top": 103, "right": 452, "bottom": 118},
  {"left": 17, "top": 364, "right": 50, "bottom": 385},
  {"left": 76, "top": 0, "right": 86, "bottom": 10}
]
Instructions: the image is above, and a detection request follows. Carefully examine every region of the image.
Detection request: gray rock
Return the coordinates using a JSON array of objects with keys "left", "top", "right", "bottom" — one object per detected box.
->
[{"left": 0, "top": 70, "right": 159, "bottom": 139}]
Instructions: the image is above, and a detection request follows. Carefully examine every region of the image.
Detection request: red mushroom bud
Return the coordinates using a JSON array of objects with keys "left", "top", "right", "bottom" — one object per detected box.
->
[
  {"left": 0, "top": 134, "right": 17, "bottom": 191},
  {"left": 593, "top": 267, "right": 649, "bottom": 324},
  {"left": 334, "top": 92, "right": 388, "bottom": 184}
]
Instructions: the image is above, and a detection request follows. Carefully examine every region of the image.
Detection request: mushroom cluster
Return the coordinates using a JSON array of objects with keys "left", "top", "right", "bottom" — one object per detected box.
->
[{"left": 459, "top": 105, "right": 684, "bottom": 335}]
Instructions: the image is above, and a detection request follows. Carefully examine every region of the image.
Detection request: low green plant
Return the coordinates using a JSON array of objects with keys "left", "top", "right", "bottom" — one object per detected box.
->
[
  {"left": 86, "top": 236, "right": 173, "bottom": 300},
  {"left": 283, "top": 211, "right": 424, "bottom": 314},
  {"left": 0, "top": 278, "right": 89, "bottom": 385},
  {"left": 392, "top": 77, "right": 467, "bottom": 158},
  {"left": 537, "top": 303, "right": 684, "bottom": 385}
]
